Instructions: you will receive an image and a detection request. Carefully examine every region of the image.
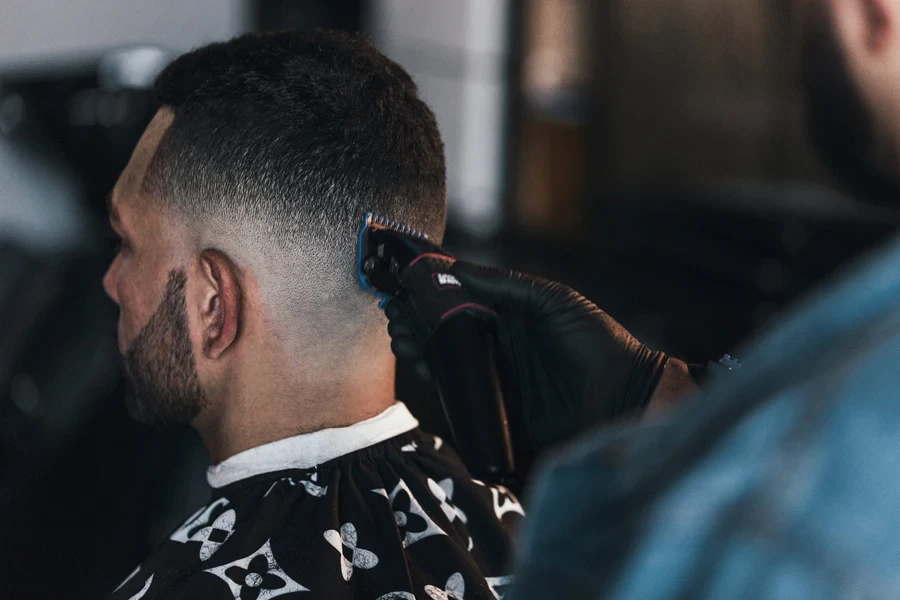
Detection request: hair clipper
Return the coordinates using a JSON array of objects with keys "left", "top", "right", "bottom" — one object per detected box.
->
[{"left": 357, "top": 212, "right": 515, "bottom": 484}]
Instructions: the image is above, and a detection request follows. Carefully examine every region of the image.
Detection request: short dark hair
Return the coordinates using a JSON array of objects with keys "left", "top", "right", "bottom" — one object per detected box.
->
[{"left": 143, "top": 30, "right": 446, "bottom": 345}]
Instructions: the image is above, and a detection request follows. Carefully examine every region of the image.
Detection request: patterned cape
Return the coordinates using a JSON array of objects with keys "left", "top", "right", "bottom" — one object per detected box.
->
[{"left": 109, "top": 407, "right": 522, "bottom": 600}]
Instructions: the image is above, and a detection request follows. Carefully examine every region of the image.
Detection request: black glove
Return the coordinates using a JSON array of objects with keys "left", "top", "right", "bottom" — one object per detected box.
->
[{"left": 387, "top": 261, "right": 670, "bottom": 449}]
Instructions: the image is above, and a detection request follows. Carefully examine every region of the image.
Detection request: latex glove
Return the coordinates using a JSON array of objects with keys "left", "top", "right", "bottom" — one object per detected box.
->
[{"left": 387, "top": 261, "right": 672, "bottom": 449}]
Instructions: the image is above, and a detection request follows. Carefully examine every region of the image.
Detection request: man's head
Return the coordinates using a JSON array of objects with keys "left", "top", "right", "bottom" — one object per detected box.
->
[
  {"left": 800, "top": 0, "right": 900, "bottom": 202},
  {"left": 103, "top": 30, "right": 446, "bottom": 427}
]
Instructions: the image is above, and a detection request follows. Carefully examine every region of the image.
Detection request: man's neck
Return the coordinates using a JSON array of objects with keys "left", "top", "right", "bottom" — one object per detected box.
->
[{"left": 194, "top": 358, "right": 397, "bottom": 464}]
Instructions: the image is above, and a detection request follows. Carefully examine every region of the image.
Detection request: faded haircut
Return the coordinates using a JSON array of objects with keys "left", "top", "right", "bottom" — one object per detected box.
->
[{"left": 142, "top": 30, "right": 447, "bottom": 353}]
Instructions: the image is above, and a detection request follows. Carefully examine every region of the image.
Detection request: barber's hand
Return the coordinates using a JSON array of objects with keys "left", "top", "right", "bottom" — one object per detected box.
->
[{"left": 387, "top": 261, "right": 676, "bottom": 449}]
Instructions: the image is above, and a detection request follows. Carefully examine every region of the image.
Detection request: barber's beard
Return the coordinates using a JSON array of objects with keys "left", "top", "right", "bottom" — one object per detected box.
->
[
  {"left": 122, "top": 268, "right": 208, "bottom": 426},
  {"left": 800, "top": 7, "right": 900, "bottom": 204}
]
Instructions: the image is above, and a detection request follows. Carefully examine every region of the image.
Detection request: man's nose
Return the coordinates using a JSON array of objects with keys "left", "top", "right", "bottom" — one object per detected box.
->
[{"left": 103, "top": 254, "right": 120, "bottom": 304}]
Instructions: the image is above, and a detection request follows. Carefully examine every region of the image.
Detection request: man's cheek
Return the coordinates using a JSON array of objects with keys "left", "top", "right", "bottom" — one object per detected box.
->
[
  {"left": 117, "top": 319, "right": 129, "bottom": 354},
  {"left": 117, "top": 301, "right": 142, "bottom": 353}
]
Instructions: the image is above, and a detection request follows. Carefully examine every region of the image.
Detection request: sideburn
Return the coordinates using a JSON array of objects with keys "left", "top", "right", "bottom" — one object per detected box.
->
[{"left": 123, "top": 268, "right": 208, "bottom": 426}]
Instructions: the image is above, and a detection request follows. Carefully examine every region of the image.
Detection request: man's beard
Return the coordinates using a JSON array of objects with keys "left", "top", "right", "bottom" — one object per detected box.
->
[
  {"left": 122, "top": 268, "right": 207, "bottom": 426},
  {"left": 800, "top": 6, "right": 900, "bottom": 204}
]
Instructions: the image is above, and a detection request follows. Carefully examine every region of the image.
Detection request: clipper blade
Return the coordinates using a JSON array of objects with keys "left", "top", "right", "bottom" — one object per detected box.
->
[
  {"left": 357, "top": 211, "right": 438, "bottom": 308},
  {"left": 364, "top": 212, "right": 430, "bottom": 241}
]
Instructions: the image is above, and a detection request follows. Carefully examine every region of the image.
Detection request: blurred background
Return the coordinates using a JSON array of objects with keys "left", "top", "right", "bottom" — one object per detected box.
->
[{"left": 1, "top": 1, "right": 899, "bottom": 596}]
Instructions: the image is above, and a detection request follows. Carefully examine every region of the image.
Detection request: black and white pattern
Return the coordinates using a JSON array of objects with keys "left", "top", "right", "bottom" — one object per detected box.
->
[
  {"left": 264, "top": 471, "right": 328, "bottom": 498},
  {"left": 425, "top": 572, "right": 466, "bottom": 600},
  {"left": 170, "top": 498, "right": 229, "bottom": 543},
  {"left": 471, "top": 479, "right": 525, "bottom": 521},
  {"left": 108, "top": 430, "right": 521, "bottom": 600},
  {"left": 491, "top": 486, "right": 525, "bottom": 521},
  {"left": 486, "top": 575, "right": 514, "bottom": 599},
  {"left": 374, "top": 479, "right": 447, "bottom": 547},
  {"left": 429, "top": 478, "right": 468, "bottom": 525},
  {"left": 204, "top": 539, "right": 308, "bottom": 599},
  {"left": 169, "top": 498, "right": 236, "bottom": 561},
  {"left": 196, "top": 508, "right": 237, "bottom": 560},
  {"left": 127, "top": 574, "right": 154, "bottom": 600},
  {"left": 323, "top": 522, "right": 379, "bottom": 581}
]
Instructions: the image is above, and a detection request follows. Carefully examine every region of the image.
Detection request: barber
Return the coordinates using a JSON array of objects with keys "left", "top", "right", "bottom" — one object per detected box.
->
[{"left": 395, "top": 1, "right": 900, "bottom": 597}]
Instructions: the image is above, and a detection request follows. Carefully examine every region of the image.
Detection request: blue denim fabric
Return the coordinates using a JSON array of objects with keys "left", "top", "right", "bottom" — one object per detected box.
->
[{"left": 509, "top": 234, "right": 900, "bottom": 600}]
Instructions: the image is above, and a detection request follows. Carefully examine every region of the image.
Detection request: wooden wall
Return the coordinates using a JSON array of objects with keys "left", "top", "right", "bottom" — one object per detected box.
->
[
  {"left": 597, "top": 0, "right": 825, "bottom": 191},
  {"left": 512, "top": 0, "right": 830, "bottom": 242}
]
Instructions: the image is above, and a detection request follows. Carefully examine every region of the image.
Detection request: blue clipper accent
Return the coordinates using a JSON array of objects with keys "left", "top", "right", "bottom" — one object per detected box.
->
[
  {"left": 357, "top": 212, "right": 390, "bottom": 309},
  {"left": 357, "top": 212, "right": 376, "bottom": 293},
  {"left": 357, "top": 211, "right": 431, "bottom": 311}
]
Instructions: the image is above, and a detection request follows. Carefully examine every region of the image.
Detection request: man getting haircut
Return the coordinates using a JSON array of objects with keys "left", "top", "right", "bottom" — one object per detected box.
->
[{"left": 104, "top": 30, "right": 520, "bottom": 600}]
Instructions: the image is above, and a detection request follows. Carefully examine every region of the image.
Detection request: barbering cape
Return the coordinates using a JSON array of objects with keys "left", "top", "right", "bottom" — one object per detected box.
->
[{"left": 109, "top": 403, "right": 522, "bottom": 599}]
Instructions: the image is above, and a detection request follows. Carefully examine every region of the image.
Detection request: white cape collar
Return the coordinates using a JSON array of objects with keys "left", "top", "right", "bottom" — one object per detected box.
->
[{"left": 206, "top": 402, "right": 419, "bottom": 489}]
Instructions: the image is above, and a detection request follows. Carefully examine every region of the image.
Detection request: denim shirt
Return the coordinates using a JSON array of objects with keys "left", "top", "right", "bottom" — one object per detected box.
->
[{"left": 509, "top": 233, "right": 900, "bottom": 600}]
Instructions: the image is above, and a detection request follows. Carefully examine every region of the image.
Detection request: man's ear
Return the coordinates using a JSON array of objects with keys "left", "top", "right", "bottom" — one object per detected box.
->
[
  {"left": 197, "top": 249, "right": 242, "bottom": 359},
  {"left": 833, "top": 0, "right": 894, "bottom": 54}
]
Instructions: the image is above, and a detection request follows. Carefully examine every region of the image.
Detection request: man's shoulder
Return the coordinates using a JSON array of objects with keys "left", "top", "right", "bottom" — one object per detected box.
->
[{"left": 512, "top": 238, "right": 900, "bottom": 600}]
